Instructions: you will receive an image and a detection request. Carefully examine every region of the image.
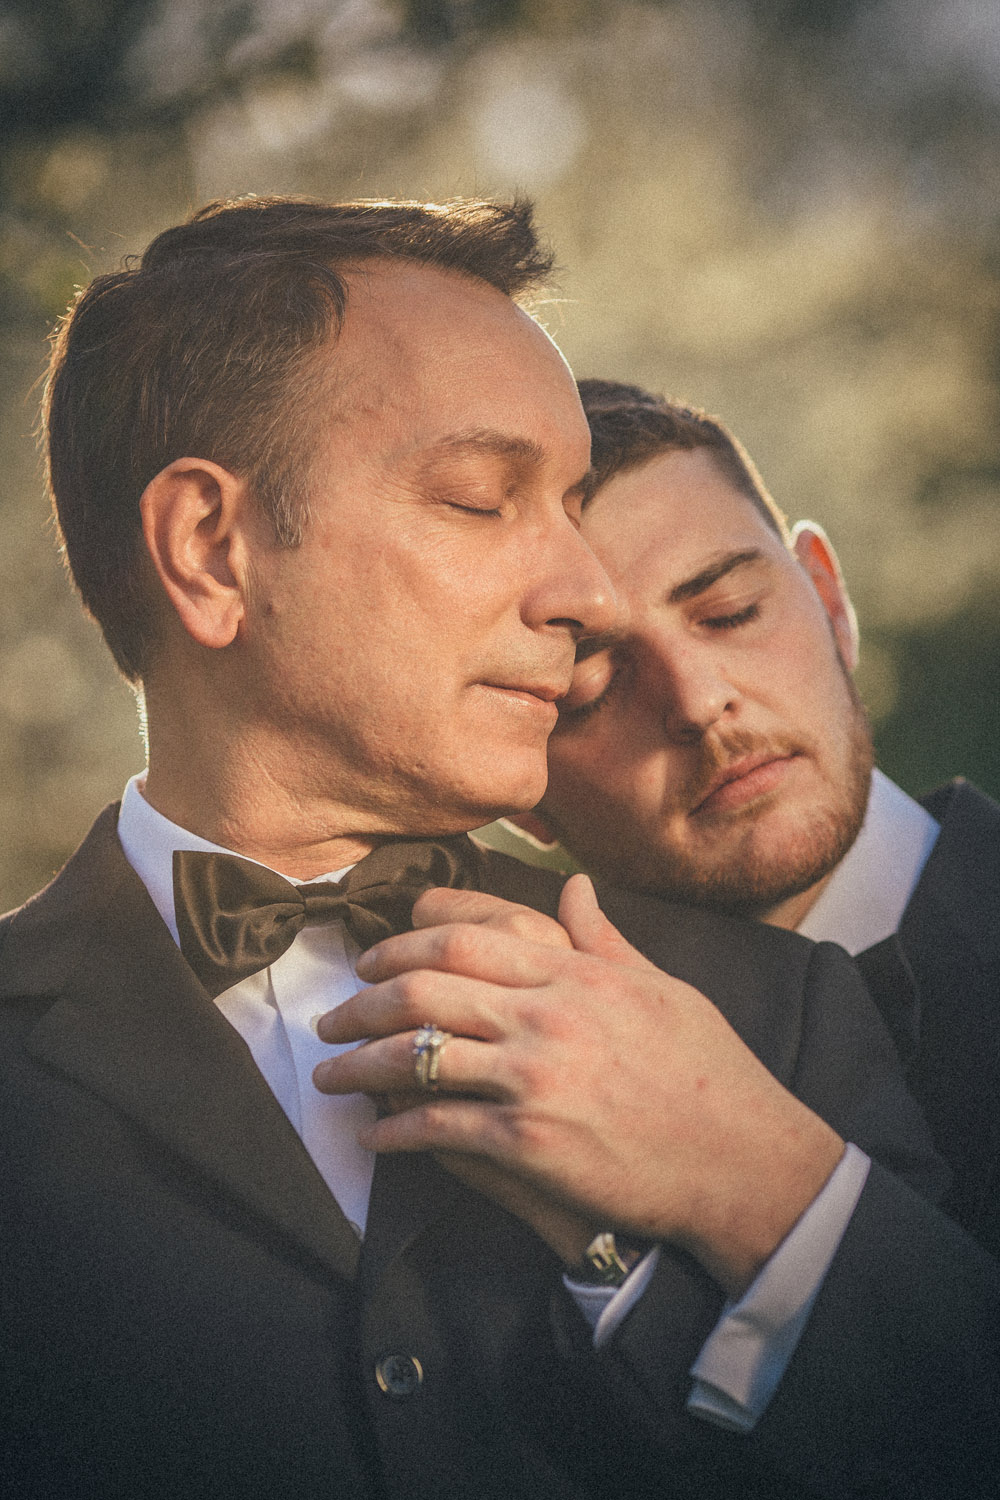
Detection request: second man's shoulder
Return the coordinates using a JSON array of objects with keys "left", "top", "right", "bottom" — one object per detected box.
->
[{"left": 466, "top": 834, "right": 832, "bottom": 987}]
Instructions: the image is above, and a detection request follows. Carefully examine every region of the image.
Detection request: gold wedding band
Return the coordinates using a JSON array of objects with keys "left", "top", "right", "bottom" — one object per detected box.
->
[{"left": 413, "top": 1022, "right": 451, "bottom": 1092}]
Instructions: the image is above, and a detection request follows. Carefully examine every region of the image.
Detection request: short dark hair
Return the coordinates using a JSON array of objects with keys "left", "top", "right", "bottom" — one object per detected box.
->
[
  {"left": 577, "top": 378, "right": 789, "bottom": 539},
  {"left": 43, "top": 195, "right": 554, "bottom": 683}
]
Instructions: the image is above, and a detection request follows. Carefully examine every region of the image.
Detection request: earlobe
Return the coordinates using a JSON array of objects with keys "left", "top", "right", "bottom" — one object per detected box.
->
[
  {"left": 791, "top": 520, "right": 860, "bottom": 672},
  {"left": 140, "top": 459, "right": 251, "bottom": 652}
]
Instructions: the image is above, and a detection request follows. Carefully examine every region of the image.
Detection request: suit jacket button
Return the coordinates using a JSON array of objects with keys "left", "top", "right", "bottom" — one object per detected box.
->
[{"left": 375, "top": 1353, "right": 424, "bottom": 1397}]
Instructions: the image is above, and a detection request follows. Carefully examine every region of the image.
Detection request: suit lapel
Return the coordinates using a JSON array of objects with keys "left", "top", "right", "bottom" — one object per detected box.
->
[
  {"left": 906, "top": 779, "right": 1000, "bottom": 969},
  {"left": 900, "top": 781, "right": 1000, "bottom": 1247},
  {"left": 2, "top": 807, "right": 361, "bottom": 1282},
  {"left": 853, "top": 782, "right": 1000, "bottom": 1062}
]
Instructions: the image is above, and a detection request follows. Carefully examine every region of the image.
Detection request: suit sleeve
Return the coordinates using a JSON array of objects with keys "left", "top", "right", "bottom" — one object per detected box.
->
[
  {"left": 559, "top": 927, "right": 999, "bottom": 1499},
  {"left": 743, "top": 1160, "right": 1000, "bottom": 1499}
]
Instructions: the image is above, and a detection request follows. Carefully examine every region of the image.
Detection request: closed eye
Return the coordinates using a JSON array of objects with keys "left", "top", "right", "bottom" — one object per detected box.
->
[
  {"left": 702, "top": 602, "right": 760, "bottom": 631},
  {"left": 555, "top": 682, "right": 614, "bottom": 726},
  {"left": 444, "top": 500, "right": 503, "bottom": 517},
  {"left": 555, "top": 651, "right": 620, "bottom": 727}
]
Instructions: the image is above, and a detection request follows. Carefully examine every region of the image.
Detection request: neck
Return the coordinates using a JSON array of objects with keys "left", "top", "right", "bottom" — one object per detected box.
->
[
  {"left": 142, "top": 762, "right": 382, "bottom": 879},
  {"left": 141, "top": 659, "right": 491, "bottom": 876},
  {"left": 142, "top": 682, "right": 383, "bottom": 878}
]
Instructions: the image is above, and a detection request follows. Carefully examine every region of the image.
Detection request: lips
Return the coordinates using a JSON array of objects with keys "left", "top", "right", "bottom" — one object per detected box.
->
[
  {"left": 691, "top": 750, "right": 800, "bottom": 816},
  {"left": 501, "top": 683, "right": 563, "bottom": 702},
  {"left": 478, "top": 681, "right": 566, "bottom": 715}
]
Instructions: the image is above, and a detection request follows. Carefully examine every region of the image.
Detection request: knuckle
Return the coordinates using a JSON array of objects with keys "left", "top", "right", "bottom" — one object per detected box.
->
[
  {"left": 436, "top": 925, "right": 480, "bottom": 971},
  {"left": 516, "top": 997, "right": 575, "bottom": 1045},
  {"left": 487, "top": 905, "right": 571, "bottom": 950},
  {"left": 394, "top": 969, "right": 437, "bottom": 1018},
  {"left": 417, "top": 1100, "right": 450, "bottom": 1133},
  {"left": 412, "top": 888, "right": 455, "bottom": 922},
  {"left": 572, "top": 957, "right": 621, "bottom": 1007},
  {"left": 494, "top": 907, "right": 548, "bottom": 941},
  {"left": 500, "top": 1109, "right": 550, "bottom": 1159},
  {"left": 504, "top": 1052, "right": 551, "bottom": 1099}
]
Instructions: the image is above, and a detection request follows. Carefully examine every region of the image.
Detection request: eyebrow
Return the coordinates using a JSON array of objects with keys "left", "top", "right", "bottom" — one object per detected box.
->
[
  {"left": 422, "top": 429, "right": 546, "bottom": 466},
  {"left": 415, "top": 429, "right": 593, "bottom": 500},
  {"left": 669, "top": 549, "right": 765, "bottom": 604}
]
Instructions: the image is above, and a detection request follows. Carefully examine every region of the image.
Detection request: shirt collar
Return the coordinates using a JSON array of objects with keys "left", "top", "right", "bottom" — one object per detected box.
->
[
  {"left": 796, "top": 769, "right": 940, "bottom": 955},
  {"left": 116, "top": 773, "right": 353, "bottom": 946}
]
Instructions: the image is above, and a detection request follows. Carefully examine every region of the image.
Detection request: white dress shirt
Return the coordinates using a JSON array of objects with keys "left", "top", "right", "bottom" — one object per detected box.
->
[
  {"left": 798, "top": 769, "right": 940, "bottom": 955},
  {"left": 118, "top": 774, "right": 376, "bottom": 1235}
]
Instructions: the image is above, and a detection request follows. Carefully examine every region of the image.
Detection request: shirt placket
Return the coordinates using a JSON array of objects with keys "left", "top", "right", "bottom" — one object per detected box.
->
[{"left": 268, "top": 919, "right": 377, "bottom": 1237}]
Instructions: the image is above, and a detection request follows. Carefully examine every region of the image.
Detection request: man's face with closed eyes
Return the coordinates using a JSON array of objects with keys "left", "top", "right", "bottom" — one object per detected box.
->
[{"left": 539, "top": 446, "right": 874, "bottom": 925}]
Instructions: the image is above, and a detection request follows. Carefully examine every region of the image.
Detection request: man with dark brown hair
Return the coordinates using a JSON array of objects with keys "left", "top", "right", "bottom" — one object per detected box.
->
[
  {"left": 525, "top": 378, "right": 871, "bottom": 920},
  {"left": 527, "top": 377, "right": 999, "bottom": 1265},
  {"left": 0, "top": 204, "right": 993, "bottom": 1500}
]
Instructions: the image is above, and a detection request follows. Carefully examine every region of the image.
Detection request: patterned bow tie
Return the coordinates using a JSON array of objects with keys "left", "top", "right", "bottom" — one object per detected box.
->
[{"left": 173, "top": 836, "right": 479, "bottom": 999}]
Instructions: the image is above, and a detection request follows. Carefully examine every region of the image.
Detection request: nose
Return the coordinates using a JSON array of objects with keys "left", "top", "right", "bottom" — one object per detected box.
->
[
  {"left": 643, "top": 634, "right": 736, "bottom": 742},
  {"left": 524, "top": 520, "right": 620, "bottom": 641}
]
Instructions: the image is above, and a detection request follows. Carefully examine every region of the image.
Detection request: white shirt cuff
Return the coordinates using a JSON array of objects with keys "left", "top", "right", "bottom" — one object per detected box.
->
[
  {"left": 564, "top": 1245, "right": 662, "bottom": 1346},
  {"left": 687, "top": 1143, "right": 871, "bottom": 1431}
]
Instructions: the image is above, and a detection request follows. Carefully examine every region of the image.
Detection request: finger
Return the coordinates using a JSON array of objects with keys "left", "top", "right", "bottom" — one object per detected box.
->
[
  {"left": 316, "top": 962, "right": 533, "bottom": 1046},
  {"left": 355, "top": 1097, "right": 521, "bottom": 1162},
  {"left": 354, "top": 919, "right": 559, "bottom": 987},
  {"left": 313, "top": 1029, "right": 513, "bottom": 1102},
  {"left": 558, "top": 873, "right": 654, "bottom": 972},
  {"left": 412, "top": 886, "right": 573, "bottom": 949}
]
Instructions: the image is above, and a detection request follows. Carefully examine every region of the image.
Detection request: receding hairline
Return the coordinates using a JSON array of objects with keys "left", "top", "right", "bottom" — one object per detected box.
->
[
  {"left": 313, "top": 269, "right": 583, "bottom": 483},
  {"left": 44, "top": 192, "right": 556, "bottom": 685}
]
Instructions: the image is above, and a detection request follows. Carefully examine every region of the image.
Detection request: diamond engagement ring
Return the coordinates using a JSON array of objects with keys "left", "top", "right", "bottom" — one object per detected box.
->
[{"left": 412, "top": 1022, "right": 451, "bottom": 1092}]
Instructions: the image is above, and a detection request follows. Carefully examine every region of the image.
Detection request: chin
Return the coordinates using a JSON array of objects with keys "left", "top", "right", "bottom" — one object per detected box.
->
[
  {"left": 640, "top": 733, "right": 873, "bottom": 916},
  {"left": 465, "top": 757, "right": 549, "bottom": 822},
  {"left": 637, "top": 815, "right": 861, "bottom": 917},
  {"left": 402, "top": 775, "right": 548, "bottom": 837}
]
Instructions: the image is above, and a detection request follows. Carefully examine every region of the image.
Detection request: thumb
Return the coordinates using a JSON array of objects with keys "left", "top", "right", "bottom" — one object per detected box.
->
[{"left": 557, "top": 873, "right": 652, "bottom": 970}]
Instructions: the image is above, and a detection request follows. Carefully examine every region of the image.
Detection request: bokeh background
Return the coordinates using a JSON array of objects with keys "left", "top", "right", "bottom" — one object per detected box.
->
[{"left": 1, "top": 0, "right": 998, "bottom": 907}]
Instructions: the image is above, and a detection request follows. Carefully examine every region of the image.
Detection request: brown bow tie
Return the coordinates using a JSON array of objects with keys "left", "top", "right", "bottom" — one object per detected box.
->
[{"left": 173, "top": 836, "right": 479, "bottom": 999}]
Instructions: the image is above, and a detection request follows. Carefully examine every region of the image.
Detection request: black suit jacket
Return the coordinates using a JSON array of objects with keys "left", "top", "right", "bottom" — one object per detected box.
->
[
  {"left": 1, "top": 807, "right": 996, "bottom": 1499},
  {"left": 856, "top": 779, "right": 1000, "bottom": 1257}
]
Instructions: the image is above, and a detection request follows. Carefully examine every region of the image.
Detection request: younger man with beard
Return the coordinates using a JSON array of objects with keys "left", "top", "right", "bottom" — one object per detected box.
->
[{"left": 524, "top": 377, "right": 1000, "bottom": 1260}]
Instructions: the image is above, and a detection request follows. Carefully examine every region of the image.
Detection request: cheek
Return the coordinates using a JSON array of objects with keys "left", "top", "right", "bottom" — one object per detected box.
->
[
  {"left": 786, "top": 640, "right": 856, "bottom": 733},
  {"left": 749, "top": 613, "right": 844, "bottom": 713}
]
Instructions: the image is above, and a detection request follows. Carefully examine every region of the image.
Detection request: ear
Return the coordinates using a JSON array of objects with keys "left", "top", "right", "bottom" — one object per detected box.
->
[
  {"left": 140, "top": 458, "right": 253, "bottom": 651},
  {"left": 503, "top": 810, "right": 560, "bottom": 849},
  {"left": 791, "top": 521, "right": 859, "bottom": 672}
]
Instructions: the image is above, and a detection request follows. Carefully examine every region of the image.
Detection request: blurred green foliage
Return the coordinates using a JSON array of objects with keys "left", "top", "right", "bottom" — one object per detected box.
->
[{"left": 1, "top": 0, "right": 998, "bottom": 907}]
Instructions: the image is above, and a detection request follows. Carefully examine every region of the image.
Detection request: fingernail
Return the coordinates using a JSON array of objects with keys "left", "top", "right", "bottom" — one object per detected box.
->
[
  {"left": 314, "top": 1012, "right": 338, "bottom": 1043},
  {"left": 355, "top": 946, "right": 377, "bottom": 977}
]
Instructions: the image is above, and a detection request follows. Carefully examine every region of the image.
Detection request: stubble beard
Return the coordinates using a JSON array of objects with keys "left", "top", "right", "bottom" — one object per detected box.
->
[{"left": 607, "top": 678, "right": 875, "bottom": 920}]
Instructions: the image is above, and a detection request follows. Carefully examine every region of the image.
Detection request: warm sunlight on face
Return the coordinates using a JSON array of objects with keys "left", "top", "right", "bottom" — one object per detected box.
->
[
  {"left": 541, "top": 448, "right": 873, "bottom": 921},
  {"left": 240, "top": 260, "right": 615, "bottom": 838}
]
